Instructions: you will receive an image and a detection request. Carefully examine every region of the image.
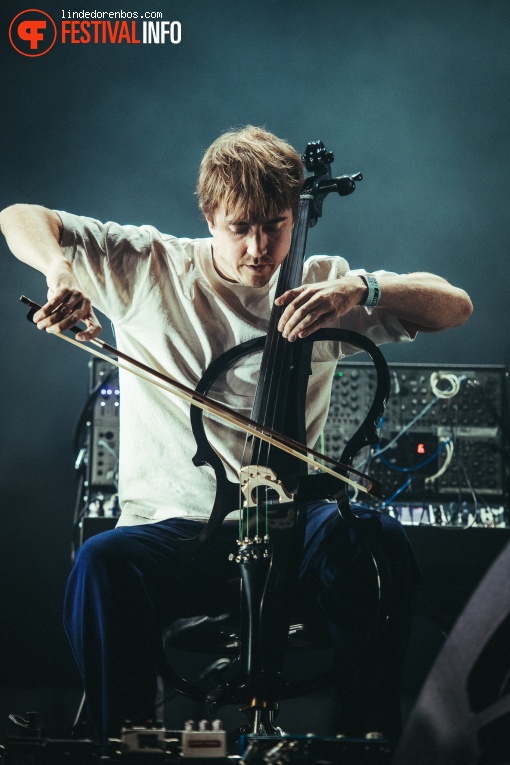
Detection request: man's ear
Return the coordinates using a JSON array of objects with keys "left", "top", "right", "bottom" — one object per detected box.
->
[{"left": 206, "top": 216, "right": 215, "bottom": 236}]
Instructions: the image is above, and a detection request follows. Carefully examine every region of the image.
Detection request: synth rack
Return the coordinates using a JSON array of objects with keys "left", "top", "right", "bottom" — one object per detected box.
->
[
  {"left": 320, "top": 362, "right": 509, "bottom": 515},
  {"left": 87, "top": 358, "right": 120, "bottom": 493},
  {"left": 75, "top": 359, "right": 121, "bottom": 541}
]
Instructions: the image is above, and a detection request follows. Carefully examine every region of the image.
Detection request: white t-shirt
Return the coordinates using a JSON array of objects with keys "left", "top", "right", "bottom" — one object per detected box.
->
[{"left": 57, "top": 212, "right": 411, "bottom": 526}]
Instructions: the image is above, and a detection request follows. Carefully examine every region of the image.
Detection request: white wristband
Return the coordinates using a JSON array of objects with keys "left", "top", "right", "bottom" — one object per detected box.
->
[{"left": 361, "top": 274, "right": 381, "bottom": 308}]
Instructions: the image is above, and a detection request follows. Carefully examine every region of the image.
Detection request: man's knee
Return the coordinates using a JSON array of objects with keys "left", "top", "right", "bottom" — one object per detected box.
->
[
  {"left": 70, "top": 529, "right": 143, "bottom": 594},
  {"left": 65, "top": 529, "right": 150, "bottom": 628},
  {"left": 74, "top": 527, "right": 143, "bottom": 568}
]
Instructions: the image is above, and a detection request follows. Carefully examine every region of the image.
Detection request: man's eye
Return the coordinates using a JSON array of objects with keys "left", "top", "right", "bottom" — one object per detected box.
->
[{"left": 230, "top": 227, "right": 248, "bottom": 235}]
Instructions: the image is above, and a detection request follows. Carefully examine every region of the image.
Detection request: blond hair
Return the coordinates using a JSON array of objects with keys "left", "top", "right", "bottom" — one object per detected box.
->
[{"left": 197, "top": 126, "right": 304, "bottom": 222}]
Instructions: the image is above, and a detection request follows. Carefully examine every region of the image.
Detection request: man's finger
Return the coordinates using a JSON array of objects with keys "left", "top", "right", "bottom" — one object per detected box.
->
[
  {"left": 285, "top": 310, "right": 319, "bottom": 341},
  {"left": 75, "top": 315, "right": 102, "bottom": 342},
  {"left": 32, "top": 289, "right": 85, "bottom": 322},
  {"left": 279, "top": 292, "right": 325, "bottom": 334},
  {"left": 274, "top": 287, "right": 304, "bottom": 306},
  {"left": 75, "top": 326, "right": 101, "bottom": 341},
  {"left": 41, "top": 312, "right": 82, "bottom": 334},
  {"left": 37, "top": 299, "right": 91, "bottom": 332},
  {"left": 277, "top": 290, "right": 316, "bottom": 331},
  {"left": 32, "top": 291, "right": 73, "bottom": 322},
  {"left": 290, "top": 310, "right": 336, "bottom": 341}
]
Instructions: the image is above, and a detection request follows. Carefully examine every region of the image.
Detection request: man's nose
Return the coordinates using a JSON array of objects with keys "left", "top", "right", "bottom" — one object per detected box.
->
[{"left": 246, "top": 229, "right": 268, "bottom": 258}]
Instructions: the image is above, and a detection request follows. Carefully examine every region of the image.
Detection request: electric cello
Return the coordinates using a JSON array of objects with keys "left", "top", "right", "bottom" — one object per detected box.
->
[{"left": 159, "top": 141, "right": 392, "bottom": 727}]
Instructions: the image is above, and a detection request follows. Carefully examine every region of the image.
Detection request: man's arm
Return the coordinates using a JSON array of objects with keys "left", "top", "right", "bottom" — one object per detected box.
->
[
  {"left": 275, "top": 272, "right": 473, "bottom": 342},
  {"left": 0, "top": 203, "right": 102, "bottom": 341}
]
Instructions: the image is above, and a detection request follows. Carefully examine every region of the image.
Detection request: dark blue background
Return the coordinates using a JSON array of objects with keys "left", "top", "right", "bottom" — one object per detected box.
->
[{"left": 1, "top": 0, "right": 509, "bottom": 736}]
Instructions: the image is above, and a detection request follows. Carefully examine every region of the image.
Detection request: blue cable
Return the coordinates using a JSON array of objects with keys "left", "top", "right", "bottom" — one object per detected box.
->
[{"left": 381, "top": 477, "right": 413, "bottom": 507}]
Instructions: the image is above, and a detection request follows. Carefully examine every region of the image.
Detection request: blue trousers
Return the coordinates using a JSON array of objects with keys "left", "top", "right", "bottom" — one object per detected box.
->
[{"left": 64, "top": 502, "right": 418, "bottom": 741}]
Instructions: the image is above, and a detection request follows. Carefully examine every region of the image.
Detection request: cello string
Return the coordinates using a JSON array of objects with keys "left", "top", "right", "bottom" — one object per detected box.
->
[
  {"left": 259, "top": 198, "right": 311, "bottom": 533},
  {"left": 241, "top": 210, "right": 299, "bottom": 536},
  {"left": 238, "top": 361, "right": 248, "bottom": 538},
  {"left": 256, "top": 227, "right": 294, "bottom": 534},
  {"left": 226, "top": 196, "right": 314, "bottom": 538},
  {"left": 236, "top": 230, "right": 296, "bottom": 537}
]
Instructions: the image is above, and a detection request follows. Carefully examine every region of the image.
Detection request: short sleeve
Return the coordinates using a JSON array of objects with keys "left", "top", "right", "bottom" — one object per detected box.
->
[{"left": 56, "top": 210, "right": 153, "bottom": 322}]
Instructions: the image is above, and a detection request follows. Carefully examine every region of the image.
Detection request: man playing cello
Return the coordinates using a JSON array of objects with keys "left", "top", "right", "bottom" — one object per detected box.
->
[{"left": 1, "top": 126, "right": 472, "bottom": 747}]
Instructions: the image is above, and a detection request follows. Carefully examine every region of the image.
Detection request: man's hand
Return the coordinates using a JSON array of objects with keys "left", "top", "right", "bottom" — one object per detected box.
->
[
  {"left": 32, "top": 260, "right": 102, "bottom": 342},
  {"left": 275, "top": 276, "right": 366, "bottom": 342},
  {"left": 0, "top": 204, "right": 102, "bottom": 342},
  {"left": 276, "top": 271, "right": 473, "bottom": 340}
]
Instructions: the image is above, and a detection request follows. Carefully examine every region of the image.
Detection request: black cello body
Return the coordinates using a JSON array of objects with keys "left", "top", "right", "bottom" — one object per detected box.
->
[{"left": 164, "top": 143, "right": 392, "bottom": 720}]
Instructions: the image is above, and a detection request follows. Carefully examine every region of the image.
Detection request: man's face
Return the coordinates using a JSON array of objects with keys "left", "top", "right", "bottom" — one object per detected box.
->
[{"left": 207, "top": 206, "right": 293, "bottom": 287}]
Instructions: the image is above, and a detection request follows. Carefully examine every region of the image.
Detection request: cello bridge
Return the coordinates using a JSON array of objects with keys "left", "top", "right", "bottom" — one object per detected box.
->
[{"left": 239, "top": 466, "right": 294, "bottom": 508}]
